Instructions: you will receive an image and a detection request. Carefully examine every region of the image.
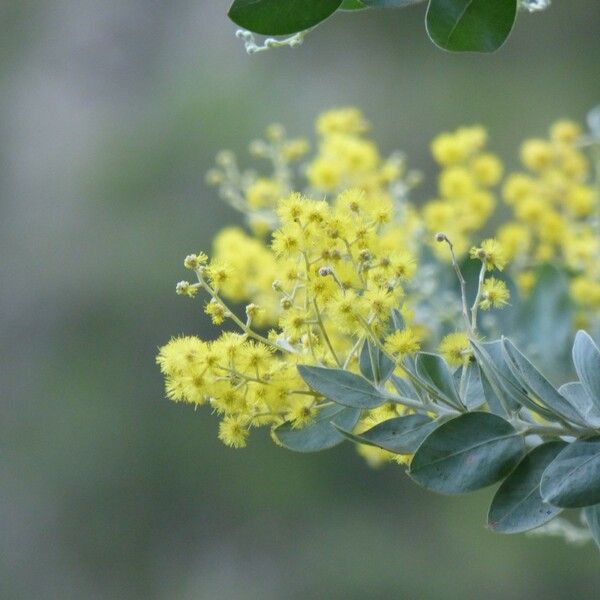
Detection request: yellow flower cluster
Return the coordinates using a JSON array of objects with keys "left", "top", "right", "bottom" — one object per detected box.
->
[
  {"left": 496, "top": 120, "right": 600, "bottom": 321},
  {"left": 424, "top": 126, "right": 503, "bottom": 259},
  {"left": 159, "top": 107, "right": 599, "bottom": 455},
  {"left": 159, "top": 178, "right": 428, "bottom": 451}
]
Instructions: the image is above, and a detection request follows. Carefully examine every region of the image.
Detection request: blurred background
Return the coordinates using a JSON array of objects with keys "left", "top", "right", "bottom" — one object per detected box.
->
[{"left": 2, "top": 1, "right": 600, "bottom": 598}]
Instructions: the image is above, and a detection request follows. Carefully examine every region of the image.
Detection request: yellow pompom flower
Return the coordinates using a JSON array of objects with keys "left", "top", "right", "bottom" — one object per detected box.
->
[
  {"left": 471, "top": 153, "right": 503, "bottom": 186},
  {"left": 520, "top": 139, "right": 553, "bottom": 171},
  {"left": 218, "top": 416, "right": 249, "bottom": 448},
  {"left": 439, "top": 332, "right": 471, "bottom": 367},
  {"left": 385, "top": 328, "right": 421, "bottom": 357},
  {"left": 469, "top": 238, "right": 507, "bottom": 271},
  {"left": 245, "top": 178, "right": 282, "bottom": 209},
  {"left": 316, "top": 107, "right": 369, "bottom": 137},
  {"left": 479, "top": 278, "right": 510, "bottom": 310}
]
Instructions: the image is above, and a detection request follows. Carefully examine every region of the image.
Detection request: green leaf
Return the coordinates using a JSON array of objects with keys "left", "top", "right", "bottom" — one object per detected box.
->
[
  {"left": 488, "top": 442, "right": 566, "bottom": 534},
  {"left": 470, "top": 340, "right": 522, "bottom": 415},
  {"left": 391, "top": 375, "right": 420, "bottom": 401},
  {"left": 363, "top": 0, "right": 423, "bottom": 6},
  {"left": 359, "top": 340, "right": 394, "bottom": 384},
  {"left": 541, "top": 437, "right": 600, "bottom": 508},
  {"left": 340, "top": 0, "right": 368, "bottom": 9},
  {"left": 414, "top": 352, "right": 463, "bottom": 409},
  {"left": 472, "top": 339, "right": 556, "bottom": 420},
  {"left": 572, "top": 330, "right": 600, "bottom": 413},
  {"left": 454, "top": 362, "right": 485, "bottom": 410},
  {"left": 274, "top": 405, "right": 361, "bottom": 452},
  {"left": 559, "top": 382, "right": 600, "bottom": 428},
  {"left": 335, "top": 413, "right": 438, "bottom": 454},
  {"left": 502, "top": 338, "right": 588, "bottom": 427},
  {"left": 298, "top": 365, "right": 387, "bottom": 408},
  {"left": 409, "top": 412, "right": 525, "bottom": 494},
  {"left": 228, "top": 0, "right": 343, "bottom": 36},
  {"left": 583, "top": 504, "right": 600, "bottom": 551},
  {"left": 426, "top": 0, "right": 517, "bottom": 52}
]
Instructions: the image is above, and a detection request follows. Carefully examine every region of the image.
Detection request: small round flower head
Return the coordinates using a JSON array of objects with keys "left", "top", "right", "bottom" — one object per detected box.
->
[
  {"left": 550, "top": 120, "right": 581, "bottom": 144},
  {"left": 439, "top": 332, "right": 471, "bottom": 367},
  {"left": 470, "top": 238, "right": 507, "bottom": 271},
  {"left": 316, "top": 107, "right": 369, "bottom": 137},
  {"left": 205, "top": 299, "right": 227, "bottom": 325},
  {"left": 218, "top": 416, "right": 249, "bottom": 448},
  {"left": 471, "top": 153, "right": 503, "bottom": 186},
  {"left": 184, "top": 252, "right": 209, "bottom": 270},
  {"left": 281, "top": 138, "right": 310, "bottom": 161},
  {"left": 520, "top": 139, "right": 553, "bottom": 171},
  {"left": 175, "top": 280, "right": 198, "bottom": 297},
  {"left": 385, "top": 328, "right": 421, "bottom": 357},
  {"left": 479, "top": 278, "right": 510, "bottom": 310}
]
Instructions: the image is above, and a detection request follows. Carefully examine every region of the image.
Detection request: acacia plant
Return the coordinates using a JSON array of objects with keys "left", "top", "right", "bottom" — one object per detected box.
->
[
  {"left": 157, "top": 107, "right": 600, "bottom": 549},
  {"left": 229, "top": 0, "right": 552, "bottom": 54}
]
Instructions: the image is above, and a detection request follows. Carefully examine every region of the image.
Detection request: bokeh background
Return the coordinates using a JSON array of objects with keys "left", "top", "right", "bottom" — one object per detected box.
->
[{"left": 2, "top": 1, "right": 600, "bottom": 598}]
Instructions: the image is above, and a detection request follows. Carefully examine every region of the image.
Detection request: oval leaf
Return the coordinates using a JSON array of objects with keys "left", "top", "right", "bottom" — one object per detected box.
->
[
  {"left": 572, "top": 330, "right": 600, "bottom": 413},
  {"left": 409, "top": 412, "right": 525, "bottom": 494},
  {"left": 274, "top": 405, "right": 361, "bottom": 452},
  {"left": 502, "top": 338, "right": 588, "bottom": 427},
  {"left": 335, "top": 413, "right": 438, "bottom": 454},
  {"left": 559, "top": 382, "right": 600, "bottom": 428},
  {"left": 541, "top": 436, "right": 600, "bottom": 508},
  {"left": 470, "top": 340, "right": 522, "bottom": 415},
  {"left": 298, "top": 365, "right": 387, "bottom": 408},
  {"left": 340, "top": 0, "right": 368, "bottom": 9},
  {"left": 454, "top": 362, "right": 486, "bottom": 410},
  {"left": 426, "top": 0, "right": 517, "bottom": 53},
  {"left": 488, "top": 441, "right": 566, "bottom": 534},
  {"left": 228, "top": 0, "right": 343, "bottom": 36},
  {"left": 415, "top": 352, "right": 463, "bottom": 409},
  {"left": 359, "top": 340, "right": 394, "bottom": 384},
  {"left": 583, "top": 504, "right": 600, "bottom": 551},
  {"left": 363, "top": 0, "right": 423, "bottom": 6}
]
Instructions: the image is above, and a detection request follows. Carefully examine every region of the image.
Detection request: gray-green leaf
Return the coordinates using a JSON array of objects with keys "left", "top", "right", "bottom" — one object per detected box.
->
[
  {"left": 409, "top": 412, "right": 525, "bottom": 494},
  {"left": 540, "top": 437, "right": 600, "bottom": 508},
  {"left": 228, "top": 0, "right": 343, "bottom": 36},
  {"left": 572, "top": 330, "right": 600, "bottom": 413},
  {"left": 274, "top": 405, "right": 361, "bottom": 452},
  {"left": 335, "top": 413, "right": 438, "bottom": 454},
  {"left": 583, "top": 504, "right": 600, "bottom": 551},
  {"left": 426, "top": 0, "right": 517, "bottom": 53},
  {"left": 359, "top": 340, "right": 394, "bottom": 384},
  {"left": 415, "top": 352, "right": 463, "bottom": 409},
  {"left": 488, "top": 442, "right": 566, "bottom": 533},
  {"left": 502, "top": 338, "right": 588, "bottom": 427},
  {"left": 298, "top": 365, "right": 387, "bottom": 408}
]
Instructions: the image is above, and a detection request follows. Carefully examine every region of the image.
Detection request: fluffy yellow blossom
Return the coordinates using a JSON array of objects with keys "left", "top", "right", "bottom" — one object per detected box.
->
[
  {"left": 218, "top": 416, "right": 249, "bottom": 448},
  {"left": 385, "top": 328, "right": 422, "bottom": 357},
  {"left": 246, "top": 178, "right": 282, "bottom": 209},
  {"left": 520, "top": 139, "right": 554, "bottom": 171},
  {"left": 316, "top": 107, "right": 369, "bottom": 137},
  {"left": 439, "top": 332, "right": 471, "bottom": 367},
  {"left": 479, "top": 278, "right": 510, "bottom": 310},
  {"left": 158, "top": 108, "right": 599, "bottom": 456},
  {"left": 469, "top": 238, "right": 507, "bottom": 271}
]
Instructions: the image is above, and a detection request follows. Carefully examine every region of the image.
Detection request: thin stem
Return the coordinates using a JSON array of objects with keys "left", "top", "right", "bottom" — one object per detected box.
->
[
  {"left": 439, "top": 235, "right": 473, "bottom": 336},
  {"left": 470, "top": 261, "right": 486, "bottom": 334},
  {"left": 313, "top": 298, "right": 342, "bottom": 367},
  {"left": 343, "top": 335, "right": 364, "bottom": 370},
  {"left": 195, "top": 274, "right": 288, "bottom": 352}
]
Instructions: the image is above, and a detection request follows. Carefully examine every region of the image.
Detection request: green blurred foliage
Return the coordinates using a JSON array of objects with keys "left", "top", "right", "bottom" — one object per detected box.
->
[{"left": 1, "top": 1, "right": 599, "bottom": 598}]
